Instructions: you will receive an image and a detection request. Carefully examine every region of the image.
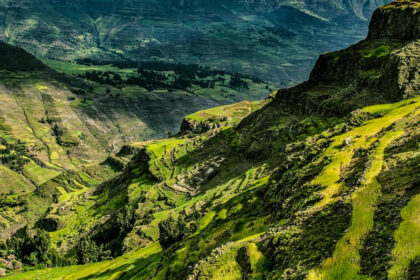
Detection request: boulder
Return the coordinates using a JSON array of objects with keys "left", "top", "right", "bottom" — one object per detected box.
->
[
  {"left": 13, "top": 261, "right": 22, "bottom": 271},
  {"left": 5, "top": 262, "right": 13, "bottom": 270},
  {"left": 343, "top": 137, "right": 354, "bottom": 147}
]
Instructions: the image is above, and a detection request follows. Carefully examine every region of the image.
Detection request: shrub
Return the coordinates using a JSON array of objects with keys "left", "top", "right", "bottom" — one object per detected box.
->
[
  {"left": 6, "top": 227, "right": 67, "bottom": 267},
  {"left": 158, "top": 215, "right": 187, "bottom": 249},
  {"left": 76, "top": 238, "right": 100, "bottom": 264}
]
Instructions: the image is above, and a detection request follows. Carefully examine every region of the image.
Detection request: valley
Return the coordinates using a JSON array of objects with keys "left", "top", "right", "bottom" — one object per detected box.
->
[{"left": 0, "top": 0, "right": 388, "bottom": 84}]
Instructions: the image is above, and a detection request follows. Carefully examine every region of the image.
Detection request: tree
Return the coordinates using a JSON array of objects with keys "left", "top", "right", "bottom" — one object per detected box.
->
[
  {"left": 7, "top": 227, "right": 53, "bottom": 266},
  {"left": 75, "top": 238, "right": 100, "bottom": 264},
  {"left": 158, "top": 215, "right": 187, "bottom": 249}
]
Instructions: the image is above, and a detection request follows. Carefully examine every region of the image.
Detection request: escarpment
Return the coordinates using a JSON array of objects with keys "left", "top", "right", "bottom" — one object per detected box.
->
[
  {"left": 274, "top": 0, "right": 420, "bottom": 116},
  {"left": 367, "top": 0, "right": 420, "bottom": 41}
]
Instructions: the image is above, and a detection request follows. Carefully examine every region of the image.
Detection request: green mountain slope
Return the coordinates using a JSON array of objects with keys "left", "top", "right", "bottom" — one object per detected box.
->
[
  {"left": 0, "top": 41, "right": 274, "bottom": 240},
  {"left": 0, "top": 0, "right": 387, "bottom": 83},
  {"left": 2, "top": 0, "right": 420, "bottom": 279}
]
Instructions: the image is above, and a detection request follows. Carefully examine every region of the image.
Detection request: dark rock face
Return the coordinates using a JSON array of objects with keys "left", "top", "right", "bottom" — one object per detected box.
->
[
  {"left": 273, "top": 1, "right": 420, "bottom": 116},
  {"left": 368, "top": 1, "right": 420, "bottom": 41},
  {"left": 180, "top": 118, "right": 218, "bottom": 134}
]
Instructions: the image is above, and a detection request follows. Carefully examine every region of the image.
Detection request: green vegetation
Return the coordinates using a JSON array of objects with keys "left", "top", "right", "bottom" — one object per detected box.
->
[
  {"left": 183, "top": 98, "right": 272, "bottom": 133},
  {"left": 5, "top": 243, "right": 162, "bottom": 280},
  {"left": 389, "top": 194, "right": 420, "bottom": 279},
  {"left": 0, "top": 0, "right": 385, "bottom": 84},
  {"left": 43, "top": 59, "right": 277, "bottom": 104},
  {"left": 40, "top": 59, "right": 136, "bottom": 77},
  {"left": 6, "top": 227, "right": 67, "bottom": 268},
  {"left": 1, "top": 2, "right": 420, "bottom": 279}
]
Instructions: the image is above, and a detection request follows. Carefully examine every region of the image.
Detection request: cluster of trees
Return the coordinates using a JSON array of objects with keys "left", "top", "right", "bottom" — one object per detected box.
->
[
  {"left": 3, "top": 207, "right": 137, "bottom": 269},
  {"left": 78, "top": 71, "right": 123, "bottom": 87},
  {"left": 229, "top": 73, "right": 249, "bottom": 90},
  {"left": 79, "top": 69, "right": 251, "bottom": 92},
  {"left": 75, "top": 238, "right": 112, "bottom": 264},
  {"left": 80, "top": 69, "right": 198, "bottom": 91},
  {"left": 39, "top": 116, "right": 78, "bottom": 148},
  {"left": 158, "top": 215, "right": 187, "bottom": 249},
  {"left": 6, "top": 227, "right": 70, "bottom": 268},
  {"left": 158, "top": 210, "right": 215, "bottom": 250},
  {"left": 75, "top": 59, "right": 138, "bottom": 69},
  {"left": 0, "top": 193, "right": 25, "bottom": 208},
  {"left": 74, "top": 60, "right": 258, "bottom": 92},
  {"left": 140, "top": 62, "right": 201, "bottom": 73},
  {"left": 51, "top": 124, "right": 78, "bottom": 148},
  {"left": 70, "top": 88, "right": 87, "bottom": 96},
  {"left": 0, "top": 139, "right": 29, "bottom": 172},
  {"left": 75, "top": 205, "right": 136, "bottom": 264},
  {"left": 125, "top": 70, "right": 167, "bottom": 91}
]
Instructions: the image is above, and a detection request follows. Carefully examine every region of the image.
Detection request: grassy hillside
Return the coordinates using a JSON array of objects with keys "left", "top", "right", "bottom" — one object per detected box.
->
[
  {"left": 2, "top": 1, "right": 420, "bottom": 279},
  {"left": 0, "top": 42, "right": 276, "bottom": 244},
  {"left": 6, "top": 90, "right": 420, "bottom": 280}
]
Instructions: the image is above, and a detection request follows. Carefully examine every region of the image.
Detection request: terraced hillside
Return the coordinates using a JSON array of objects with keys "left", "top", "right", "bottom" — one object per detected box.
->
[
  {"left": 0, "top": 42, "right": 275, "bottom": 240},
  {"left": 2, "top": 1, "right": 419, "bottom": 279},
  {"left": 0, "top": 0, "right": 387, "bottom": 83}
]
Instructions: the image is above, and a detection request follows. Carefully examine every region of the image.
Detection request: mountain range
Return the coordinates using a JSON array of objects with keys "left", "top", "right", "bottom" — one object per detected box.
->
[{"left": 0, "top": 0, "right": 388, "bottom": 83}]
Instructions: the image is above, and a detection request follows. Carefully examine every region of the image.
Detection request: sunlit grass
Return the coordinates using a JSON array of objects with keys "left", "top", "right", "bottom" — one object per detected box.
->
[
  {"left": 6, "top": 243, "right": 161, "bottom": 280},
  {"left": 311, "top": 96, "right": 420, "bottom": 210},
  {"left": 40, "top": 59, "right": 136, "bottom": 77},
  {"left": 248, "top": 242, "right": 271, "bottom": 280},
  {"left": 388, "top": 194, "right": 420, "bottom": 279},
  {"left": 23, "top": 160, "right": 61, "bottom": 185},
  {"left": 308, "top": 114, "right": 409, "bottom": 279}
]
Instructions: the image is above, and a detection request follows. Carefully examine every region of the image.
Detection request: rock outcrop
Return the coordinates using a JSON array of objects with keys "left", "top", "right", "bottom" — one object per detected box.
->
[
  {"left": 275, "top": 0, "right": 420, "bottom": 116},
  {"left": 368, "top": 0, "right": 420, "bottom": 41},
  {"left": 0, "top": 255, "right": 22, "bottom": 276},
  {"left": 180, "top": 118, "right": 220, "bottom": 134}
]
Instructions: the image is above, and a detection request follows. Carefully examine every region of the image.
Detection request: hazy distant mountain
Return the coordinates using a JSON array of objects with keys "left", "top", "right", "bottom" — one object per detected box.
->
[{"left": 0, "top": 0, "right": 388, "bottom": 83}]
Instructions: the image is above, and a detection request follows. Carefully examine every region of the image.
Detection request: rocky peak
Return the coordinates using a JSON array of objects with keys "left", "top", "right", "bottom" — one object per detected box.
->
[
  {"left": 275, "top": 1, "right": 420, "bottom": 116},
  {"left": 367, "top": 0, "right": 420, "bottom": 41}
]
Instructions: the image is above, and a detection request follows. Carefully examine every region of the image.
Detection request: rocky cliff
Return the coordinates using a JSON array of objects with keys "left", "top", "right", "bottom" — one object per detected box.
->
[
  {"left": 274, "top": 0, "right": 420, "bottom": 116},
  {"left": 368, "top": 0, "right": 420, "bottom": 40}
]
